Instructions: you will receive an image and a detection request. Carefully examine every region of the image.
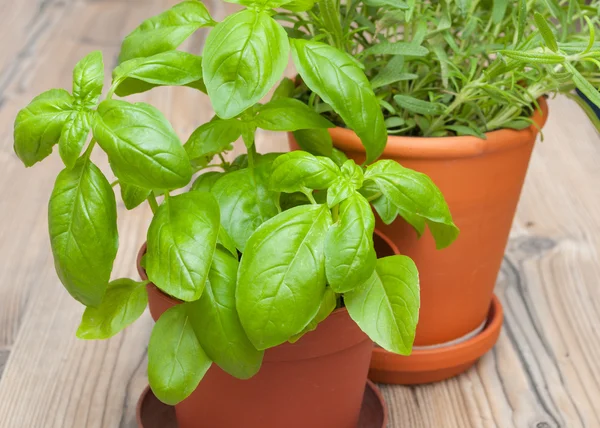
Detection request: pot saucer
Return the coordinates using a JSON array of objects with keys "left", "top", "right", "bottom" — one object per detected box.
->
[
  {"left": 136, "top": 380, "right": 387, "bottom": 428},
  {"left": 370, "top": 294, "right": 504, "bottom": 384}
]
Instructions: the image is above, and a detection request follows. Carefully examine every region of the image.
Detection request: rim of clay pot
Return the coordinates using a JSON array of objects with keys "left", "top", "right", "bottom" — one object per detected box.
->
[
  {"left": 369, "top": 294, "right": 503, "bottom": 384},
  {"left": 331, "top": 97, "right": 549, "bottom": 159}
]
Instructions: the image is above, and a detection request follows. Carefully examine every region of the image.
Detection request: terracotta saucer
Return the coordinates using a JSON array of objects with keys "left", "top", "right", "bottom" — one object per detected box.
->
[
  {"left": 136, "top": 380, "right": 388, "bottom": 428},
  {"left": 370, "top": 294, "right": 504, "bottom": 384}
]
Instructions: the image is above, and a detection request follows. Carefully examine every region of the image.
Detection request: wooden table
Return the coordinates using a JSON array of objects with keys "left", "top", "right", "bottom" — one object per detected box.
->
[{"left": 1, "top": 0, "right": 599, "bottom": 427}]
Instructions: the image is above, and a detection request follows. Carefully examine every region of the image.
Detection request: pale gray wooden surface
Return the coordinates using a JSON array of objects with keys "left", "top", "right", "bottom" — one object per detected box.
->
[{"left": 0, "top": 1, "right": 599, "bottom": 427}]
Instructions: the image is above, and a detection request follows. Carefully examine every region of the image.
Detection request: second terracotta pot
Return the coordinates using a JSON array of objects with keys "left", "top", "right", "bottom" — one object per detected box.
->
[
  {"left": 137, "top": 246, "right": 375, "bottom": 428},
  {"left": 290, "top": 98, "right": 548, "bottom": 380}
]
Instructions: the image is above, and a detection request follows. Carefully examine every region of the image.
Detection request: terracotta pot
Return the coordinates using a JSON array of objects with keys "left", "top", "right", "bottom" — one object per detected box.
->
[
  {"left": 289, "top": 98, "right": 548, "bottom": 379},
  {"left": 136, "top": 245, "right": 375, "bottom": 428}
]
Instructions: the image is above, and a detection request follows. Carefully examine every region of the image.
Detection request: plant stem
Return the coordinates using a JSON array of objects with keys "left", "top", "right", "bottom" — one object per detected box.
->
[
  {"left": 110, "top": 180, "right": 119, "bottom": 188},
  {"left": 147, "top": 192, "right": 159, "bottom": 214},
  {"left": 332, "top": 204, "right": 339, "bottom": 222}
]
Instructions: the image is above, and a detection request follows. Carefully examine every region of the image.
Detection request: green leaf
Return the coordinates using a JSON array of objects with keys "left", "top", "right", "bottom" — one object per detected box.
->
[
  {"left": 120, "top": 182, "right": 150, "bottom": 210},
  {"left": 565, "top": 63, "right": 600, "bottom": 109},
  {"left": 270, "top": 151, "right": 339, "bottom": 193},
  {"left": 203, "top": 9, "right": 289, "bottom": 119},
  {"left": 499, "top": 49, "right": 564, "bottom": 64},
  {"left": 325, "top": 194, "right": 376, "bottom": 293},
  {"left": 217, "top": 226, "right": 238, "bottom": 257},
  {"left": 77, "top": 279, "right": 148, "bottom": 339},
  {"left": 393, "top": 94, "right": 445, "bottom": 116},
  {"left": 363, "top": 42, "right": 428, "bottom": 57},
  {"left": 191, "top": 171, "right": 223, "bottom": 192},
  {"left": 289, "top": 286, "right": 336, "bottom": 343},
  {"left": 582, "top": 16, "right": 596, "bottom": 55},
  {"left": 119, "top": 1, "right": 215, "bottom": 62},
  {"left": 363, "top": 0, "right": 408, "bottom": 8},
  {"left": 370, "top": 55, "right": 405, "bottom": 90},
  {"left": 146, "top": 191, "right": 220, "bottom": 301},
  {"left": 48, "top": 158, "right": 118, "bottom": 306},
  {"left": 445, "top": 125, "right": 486, "bottom": 139},
  {"left": 292, "top": 128, "right": 333, "bottom": 157},
  {"left": 491, "top": 0, "right": 509, "bottom": 24},
  {"left": 188, "top": 248, "right": 263, "bottom": 379},
  {"left": 14, "top": 89, "right": 74, "bottom": 167},
  {"left": 237, "top": 204, "right": 332, "bottom": 349},
  {"left": 371, "top": 194, "right": 398, "bottom": 224},
  {"left": 72, "top": 51, "right": 104, "bottom": 108},
  {"left": 271, "top": 78, "right": 296, "bottom": 101},
  {"left": 113, "top": 51, "right": 204, "bottom": 97},
  {"left": 517, "top": 0, "right": 527, "bottom": 43},
  {"left": 281, "top": 0, "right": 316, "bottom": 11},
  {"left": 94, "top": 100, "right": 192, "bottom": 190},
  {"left": 255, "top": 98, "right": 334, "bottom": 131},
  {"left": 345, "top": 255, "right": 419, "bottom": 355},
  {"left": 365, "top": 160, "right": 459, "bottom": 249},
  {"left": 330, "top": 148, "right": 349, "bottom": 167},
  {"left": 224, "top": 0, "right": 294, "bottom": 7},
  {"left": 327, "top": 177, "right": 355, "bottom": 207},
  {"left": 211, "top": 166, "right": 279, "bottom": 252},
  {"left": 534, "top": 12, "right": 558, "bottom": 52},
  {"left": 291, "top": 39, "right": 387, "bottom": 163},
  {"left": 58, "top": 110, "right": 92, "bottom": 169},
  {"left": 148, "top": 305, "right": 211, "bottom": 405},
  {"left": 184, "top": 118, "right": 242, "bottom": 162},
  {"left": 341, "top": 159, "right": 364, "bottom": 189}
]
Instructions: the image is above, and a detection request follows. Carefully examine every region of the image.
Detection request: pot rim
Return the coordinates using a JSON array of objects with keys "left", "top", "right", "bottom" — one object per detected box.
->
[{"left": 330, "top": 97, "right": 549, "bottom": 160}]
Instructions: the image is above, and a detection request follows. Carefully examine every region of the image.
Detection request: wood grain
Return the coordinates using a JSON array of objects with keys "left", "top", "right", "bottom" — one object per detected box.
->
[{"left": 0, "top": 0, "right": 599, "bottom": 427}]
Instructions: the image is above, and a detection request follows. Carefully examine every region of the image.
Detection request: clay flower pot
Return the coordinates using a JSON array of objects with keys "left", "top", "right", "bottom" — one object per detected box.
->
[
  {"left": 289, "top": 98, "right": 549, "bottom": 383},
  {"left": 136, "top": 237, "right": 391, "bottom": 428}
]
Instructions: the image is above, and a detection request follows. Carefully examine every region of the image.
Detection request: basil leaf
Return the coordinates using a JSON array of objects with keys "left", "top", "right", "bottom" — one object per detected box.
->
[
  {"left": 255, "top": 98, "right": 334, "bottom": 131},
  {"left": 203, "top": 9, "right": 289, "bottom": 119},
  {"left": 292, "top": 128, "right": 333, "bottom": 157},
  {"left": 191, "top": 171, "right": 223, "bottom": 192},
  {"left": 224, "top": 0, "right": 294, "bottom": 7},
  {"left": 146, "top": 191, "right": 220, "bottom": 302},
  {"left": 345, "top": 255, "right": 419, "bottom": 355},
  {"left": 365, "top": 160, "right": 458, "bottom": 249},
  {"left": 76, "top": 278, "right": 148, "bottom": 339},
  {"left": 120, "top": 182, "right": 150, "bottom": 210},
  {"left": 211, "top": 166, "right": 279, "bottom": 252},
  {"left": 325, "top": 194, "right": 376, "bottom": 292},
  {"left": 188, "top": 248, "right": 263, "bottom": 379},
  {"left": 363, "top": 42, "right": 428, "bottom": 57},
  {"left": 113, "top": 51, "right": 204, "bottom": 97},
  {"left": 184, "top": 118, "right": 242, "bottom": 162},
  {"left": 14, "top": 89, "right": 74, "bottom": 167},
  {"left": 148, "top": 305, "right": 211, "bottom": 405},
  {"left": 331, "top": 148, "right": 349, "bottom": 167},
  {"left": 237, "top": 204, "right": 332, "bottom": 349},
  {"left": 289, "top": 286, "right": 336, "bottom": 343},
  {"left": 217, "top": 226, "right": 238, "bottom": 258},
  {"left": 119, "top": 1, "right": 215, "bottom": 62},
  {"left": 282, "top": 0, "right": 316, "bottom": 11},
  {"left": 271, "top": 77, "right": 295, "bottom": 101},
  {"left": 58, "top": 110, "right": 92, "bottom": 169},
  {"left": 48, "top": 158, "right": 118, "bottom": 307},
  {"left": 291, "top": 39, "right": 387, "bottom": 163},
  {"left": 270, "top": 151, "right": 339, "bottom": 193},
  {"left": 393, "top": 94, "right": 445, "bottom": 115},
  {"left": 94, "top": 100, "right": 192, "bottom": 190},
  {"left": 341, "top": 159, "right": 364, "bottom": 189},
  {"left": 327, "top": 177, "right": 355, "bottom": 207},
  {"left": 72, "top": 51, "right": 104, "bottom": 108},
  {"left": 371, "top": 194, "right": 399, "bottom": 224}
]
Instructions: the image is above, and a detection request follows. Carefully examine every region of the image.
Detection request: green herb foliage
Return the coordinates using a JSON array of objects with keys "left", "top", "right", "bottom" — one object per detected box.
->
[
  {"left": 283, "top": 0, "right": 600, "bottom": 137},
  {"left": 12, "top": 0, "right": 461, "bottom": 406}
]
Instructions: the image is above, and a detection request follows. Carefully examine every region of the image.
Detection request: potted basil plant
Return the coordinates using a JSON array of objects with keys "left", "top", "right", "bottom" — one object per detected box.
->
[
  {"left": 13, "top": 0, "right": 458, "bottom": 427},
  {"left": 282, "top": 0, "right": 600, "bottom": 384}
]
